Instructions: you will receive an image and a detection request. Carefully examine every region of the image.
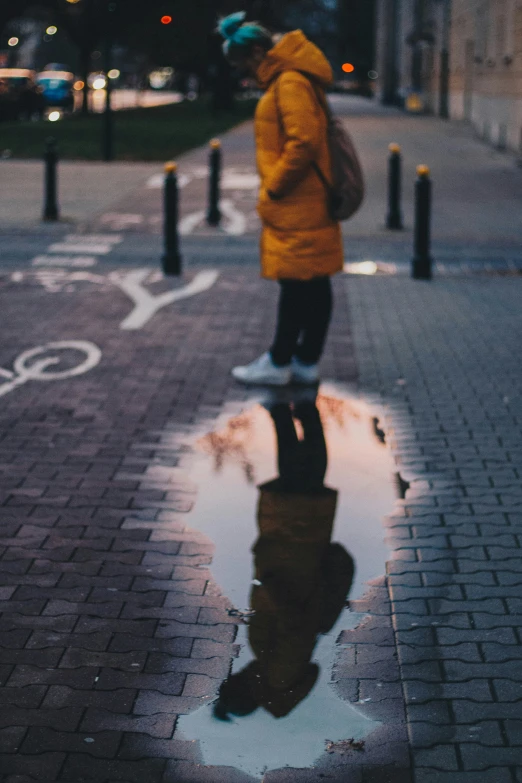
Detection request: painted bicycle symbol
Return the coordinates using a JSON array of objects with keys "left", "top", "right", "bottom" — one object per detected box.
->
[{"left": 0, "top": 340, "right": 102, "bottom": 399}]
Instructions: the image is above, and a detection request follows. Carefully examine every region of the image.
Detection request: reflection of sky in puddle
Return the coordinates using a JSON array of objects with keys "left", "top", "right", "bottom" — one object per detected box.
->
[{"left": 176, "top": 383, "right": 397, "bottom": 780}]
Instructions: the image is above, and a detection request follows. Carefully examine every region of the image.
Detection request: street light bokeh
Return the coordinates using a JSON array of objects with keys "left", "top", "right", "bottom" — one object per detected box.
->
[{"left": 8, "top": 37, "right": 19, "bottom": 47}]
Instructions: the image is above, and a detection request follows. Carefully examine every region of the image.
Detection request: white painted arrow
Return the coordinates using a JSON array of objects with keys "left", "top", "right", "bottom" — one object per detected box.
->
[
  {"left": 179, "top": 199, "right": 247, "bottom": 237},
  {"left": 220, "top": 199, "right": 247, "bottom": 236},
  {"left": 111, "top": 269, "right": 219, "bottom": 330}
]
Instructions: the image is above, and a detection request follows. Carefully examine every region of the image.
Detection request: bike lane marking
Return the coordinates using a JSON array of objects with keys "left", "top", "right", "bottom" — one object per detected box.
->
[
  {"left": 31, "top": 234, "right": 123, "bottom": 268},
  {"left": 0, "top": 340, "right": 102, "bottom": 398},
  {"left": 180, "top": 200, "right": 246, "bottom": 236},
  {"left": 111, "top": 269, "right": 220, "bottom": 330},
  {"left": 9, "top": 268, "right": 220, "bottom": 330}
]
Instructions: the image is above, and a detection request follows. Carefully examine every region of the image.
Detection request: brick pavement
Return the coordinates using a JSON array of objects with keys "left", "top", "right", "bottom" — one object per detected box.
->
[
  {"left": 346, "top": 274, "right": 522, "bottom": 782},
  {"left": 0, "top": 266, "right": 413, "bottom": 782},
  {"left": 2, "top": 92, "right": 522, "bottom": 783}
]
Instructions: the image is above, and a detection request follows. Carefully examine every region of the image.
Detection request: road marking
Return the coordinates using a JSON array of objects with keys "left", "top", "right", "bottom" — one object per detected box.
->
[
  {"left": 48, "top": 243, "right": 114, "bottom": 255},
  {"left": 111, "top": 268, "right": 220, "bottom": 330},
  {"left": 32, "top": 256, "right": 98, "bottom": 268},
  {"left": 146, "top": 171, "right": 259, "bottom": 191},
  {"left": 12, "top": 270, "right": 111, "bottom": 293},
  {"left": 179, "top": 209, "right": 206, "bottom": 236},
  {"left": 9, "top": 266, "right": 219, "bottom": 328},
  {"left": 146, "top": 173, "right": 191, "bottom": 189},
  {"left": 222, "top": 173, "right": 259, "bottom": 190},
  {"left": 220, "top": 199, "right": 247, "bottom": 235},
  {"left": 30, "top": 234, "right": 122, "bottom": 268},
  {"left": 99, "top": 213, "right": 145, "bottom": 229},
  {"left": 64, "top": 234, "right": 123, "bottom": 244},
  {"left": 180, "top": 199, "right": 246, "bottom": 237},
  {"left": 0, "top": 340, "right": 102, "bottom": 398}
]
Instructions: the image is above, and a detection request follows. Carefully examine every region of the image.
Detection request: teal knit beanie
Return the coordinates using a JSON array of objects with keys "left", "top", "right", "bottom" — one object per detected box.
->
[{"left": 218, "top": 11, "right": 273, "bottom": 59}]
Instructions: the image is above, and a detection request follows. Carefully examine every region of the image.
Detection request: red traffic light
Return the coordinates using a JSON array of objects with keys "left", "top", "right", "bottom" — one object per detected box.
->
[{"left": 161, "top": 15, "right": 172, "bottom": 24}]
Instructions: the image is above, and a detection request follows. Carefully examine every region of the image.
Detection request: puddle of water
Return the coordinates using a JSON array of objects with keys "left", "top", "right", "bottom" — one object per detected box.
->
[{"left": 174, "top": 383, "right": 398, "bottom": 780}]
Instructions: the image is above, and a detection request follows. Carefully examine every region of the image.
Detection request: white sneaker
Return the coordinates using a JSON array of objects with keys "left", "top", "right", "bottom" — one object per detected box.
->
[
  {"left": 291, "top": 357, "right": 320, "bottom": 385},
  {"left": 232, "top": 352, "right": 292, "bottom": 386}
]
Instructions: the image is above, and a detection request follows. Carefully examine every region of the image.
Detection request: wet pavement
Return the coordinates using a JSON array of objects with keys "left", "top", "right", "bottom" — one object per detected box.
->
[
  {"left": 1, "top": 94, "right": 522, "bottom": 783},
  {"left": 173, "top": 387, "right": 397, "bottom": 778},
  {"left": 2, "top": 261, "right": 521, "bottom": 782},
  {"left": 1, "top": 267, "right": 412, "bottom": 782}
]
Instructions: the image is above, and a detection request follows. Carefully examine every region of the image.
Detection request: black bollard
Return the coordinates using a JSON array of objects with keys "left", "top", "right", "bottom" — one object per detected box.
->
[
  {"left": 207, "top": 139, "right": 222, "bottom": 226},
  {"left": 43, "top": 137, "right": 59, "bottom": 222},
  {"left": 412, "top": 165, "right": 433, "bottom": 280},
  {"left": 386, "top": 143, "right": 403, "bottom": 230},
  {"left": 162, "top": 162, "right": 182, "bottom": 276}
]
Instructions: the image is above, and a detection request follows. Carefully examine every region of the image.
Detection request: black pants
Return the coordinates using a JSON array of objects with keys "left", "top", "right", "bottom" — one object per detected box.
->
[{"left": 270, "top": 276, "right": 333, "bottom": 367}]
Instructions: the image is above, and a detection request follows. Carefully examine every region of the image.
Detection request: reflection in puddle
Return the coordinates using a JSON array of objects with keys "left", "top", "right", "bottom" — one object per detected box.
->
[{"left": 176, "top": 384, "right": 398, "bottom": 779}]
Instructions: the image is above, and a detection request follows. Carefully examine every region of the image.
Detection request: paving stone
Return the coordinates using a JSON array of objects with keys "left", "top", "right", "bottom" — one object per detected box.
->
[
  {"left": 0, "top": 751, "right": 66, "bottom": 779},
  {"left": 163, "top": 761, "right": 259, "bottom": 783},
  {"left": 133, "top": 690, "right": 209, "bottom": 716},
  {"left": 452, "top": 700, "right": 522, "bottom": 722},
  {"left": 0, "top": 726, "right": 27, "bottom": 754},
  {"left": 415, "top": 771, "right": 513, "bottom": 783},
  {"left": 80, "top": 708, "right": 176, "bottom": 739},
  {"left": 459, "top": 744, "right": 522, "bottom": 769},
  {"left": 7, "top": 665, "right": 98, "bottom": 689},
  {"left": 94, "top": 668, "right": 185, "bottom": 695},
  {"left": 409, "top": 720, "right": 503, "bottom": 747},
  {"left": 42, "top": 685, "right": 135, "bottom": 712},
  {"left": 19, "top": 726, "right": 122, "bottom": 758},
  {"left": 145, "top": 653, "right": 229, "bottom": 678},
  {"left": 0, "top": 706, "right": 83, "bottom": 731},
  {"left": 60, "top": 755, "right": 166, "bottom": 781},
  {"left": 58, "top": 649, "right": 148, "bottom": 671},
  {"left": 118, "top": 733, "right": 201, "bottom": 761},
  {"left": 0, "top": 685, "right": 46, "bottom": 708}
]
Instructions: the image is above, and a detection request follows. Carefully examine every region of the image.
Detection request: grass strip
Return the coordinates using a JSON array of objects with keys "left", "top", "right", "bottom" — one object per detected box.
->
[{"left": 0, "top": 98, "right": 257, "bottom": 161}]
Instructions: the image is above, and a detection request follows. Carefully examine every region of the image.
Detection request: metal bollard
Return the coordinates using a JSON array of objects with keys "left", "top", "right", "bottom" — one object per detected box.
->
[
  {"left": 386, "top": 143, "right": 403, "bottom": 230},
  {"left": 412, "top": 165, "right": 433, "bottom": 280},
  {"left": 207, "top": 138, "right": 222, "bottom": 226},
  {"left": 43, "top": 137, "right": 59, "bottom": 221},
  {"left": 162, "top": 162, "right": 182, "bottom": 277}
]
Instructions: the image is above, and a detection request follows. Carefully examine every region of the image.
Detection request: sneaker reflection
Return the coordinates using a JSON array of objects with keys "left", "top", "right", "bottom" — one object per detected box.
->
[{"left": 214, "top": 396, "right": 355, "bottom": 722}]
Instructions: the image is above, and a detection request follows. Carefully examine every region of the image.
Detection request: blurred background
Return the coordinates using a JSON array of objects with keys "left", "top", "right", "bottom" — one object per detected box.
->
[
  {"left": 0, "top": 0, "right": 376, "bottom": 123},
  {"left": 1, "top": 1, "right": 519, "bottom": 159}
]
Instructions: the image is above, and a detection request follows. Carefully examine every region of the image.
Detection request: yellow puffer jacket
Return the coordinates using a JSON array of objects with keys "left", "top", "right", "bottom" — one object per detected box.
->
[{"left": 255, "top": 30, "right": 344, "bottom": 281}]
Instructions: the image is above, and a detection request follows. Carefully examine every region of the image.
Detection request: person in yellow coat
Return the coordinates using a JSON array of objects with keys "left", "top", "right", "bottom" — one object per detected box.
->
[{"left": 218, "top": 12, "right": 344, "bottom": 387}]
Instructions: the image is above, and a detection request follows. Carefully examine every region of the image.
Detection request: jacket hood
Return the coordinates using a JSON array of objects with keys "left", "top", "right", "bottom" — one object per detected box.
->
[{"left": 256, "top": 30, "right": 333, "bottom": 89}]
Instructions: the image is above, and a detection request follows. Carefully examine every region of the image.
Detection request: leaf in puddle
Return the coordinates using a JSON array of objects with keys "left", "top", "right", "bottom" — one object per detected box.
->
[{"left": 325, "top": 738, "right": 365, "bottom": 754}]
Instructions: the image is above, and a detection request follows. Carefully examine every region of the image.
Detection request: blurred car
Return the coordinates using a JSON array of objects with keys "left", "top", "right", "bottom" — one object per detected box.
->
[
  {"left": 36, "top": 70, "right": 75, "bottom": 111},
  {"left": 0, "top": 68, "right": 46, "bottom": 121}
]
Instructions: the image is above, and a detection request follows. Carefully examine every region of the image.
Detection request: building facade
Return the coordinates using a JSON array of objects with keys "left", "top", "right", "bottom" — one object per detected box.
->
[
  {"left": 450, "top": 0, "right": 522, "bottom": 152},
  {"left": 376, "top": 0, "right": 522, "bottom": 154}
]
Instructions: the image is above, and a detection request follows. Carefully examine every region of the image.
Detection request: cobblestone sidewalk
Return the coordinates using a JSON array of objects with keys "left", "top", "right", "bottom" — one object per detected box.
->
[
  {"left": 0, "top": 267, "right": 412, "bottom": 782},
  {"left": 346, "top": 274, "right": 522, "bottom": 783}
]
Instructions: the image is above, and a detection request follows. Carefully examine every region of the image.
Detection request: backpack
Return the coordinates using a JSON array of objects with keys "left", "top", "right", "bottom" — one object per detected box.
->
[{"left": 275, "top": 75, "right": 365, "bottom": 222}]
